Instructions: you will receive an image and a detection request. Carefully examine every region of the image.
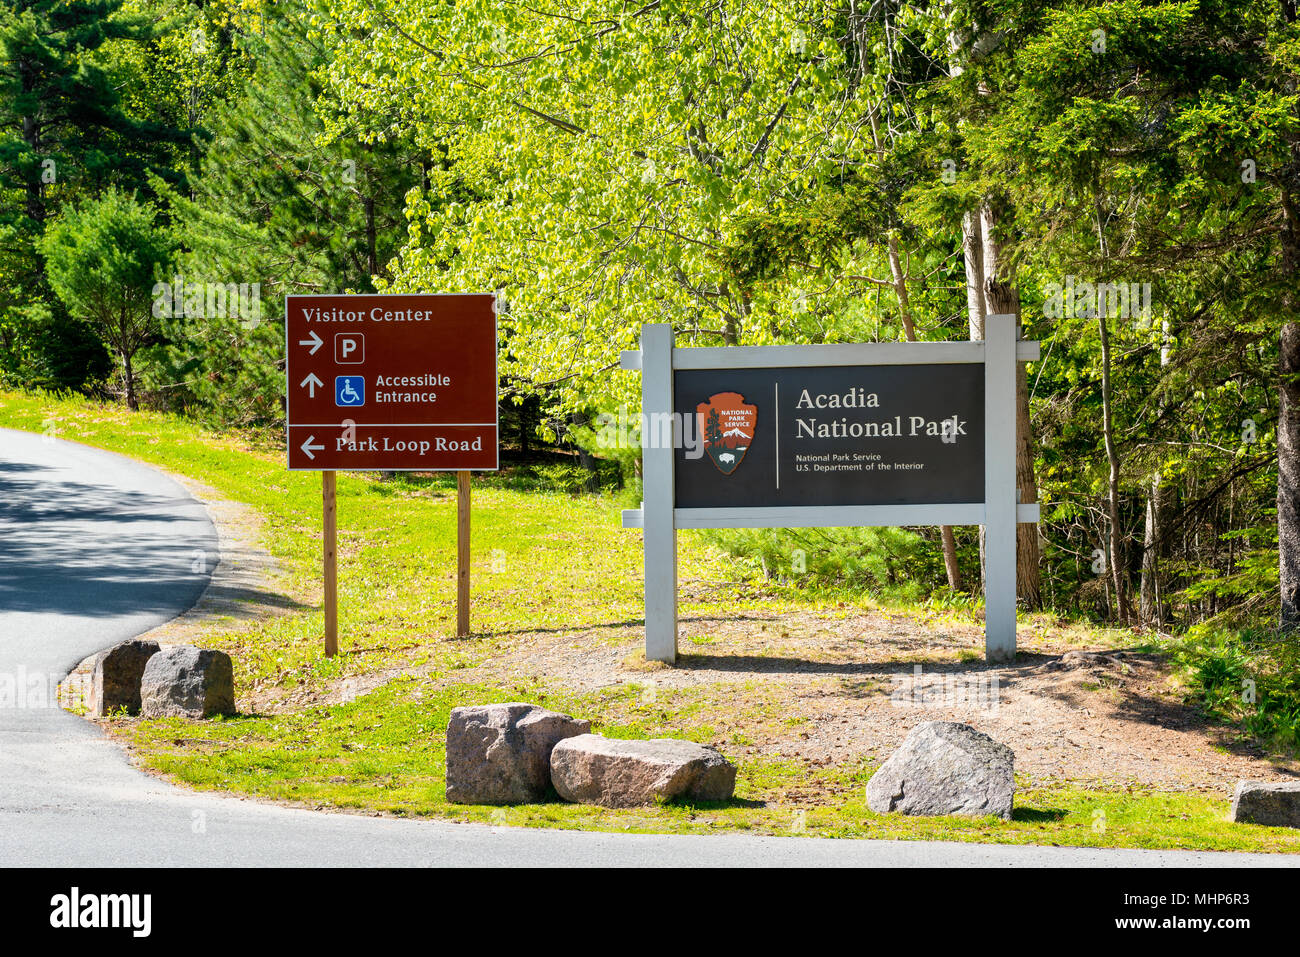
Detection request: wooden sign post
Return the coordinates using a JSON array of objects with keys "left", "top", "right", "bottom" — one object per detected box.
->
[
  {"left": 285, "top": 294, "right": 499, "bottom": 656},
  {"left": 323, "top": 470, "right": 338, "bottom": 657},
  {"left": 457, "top": 470, "right": 471, "bottom": 637}
]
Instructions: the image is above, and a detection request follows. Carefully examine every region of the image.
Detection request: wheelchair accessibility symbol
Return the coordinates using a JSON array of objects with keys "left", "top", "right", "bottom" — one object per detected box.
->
[{"left": 335, "top": 376, "right": 365, "bottom": 407}]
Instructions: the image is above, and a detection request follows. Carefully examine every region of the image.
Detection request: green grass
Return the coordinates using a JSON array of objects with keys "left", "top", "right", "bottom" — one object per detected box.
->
[
  {"left": 118, "top": 674, "right": 1300, "bottom": 852},
  {"left": 5, "top": 388, "right": 1298, "bottom": 854}
]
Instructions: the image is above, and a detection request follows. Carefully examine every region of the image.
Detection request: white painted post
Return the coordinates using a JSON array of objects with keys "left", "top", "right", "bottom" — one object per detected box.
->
[
  {"left": 984, "top": 313, "right": 1018, "bottom": 661},
  {"left": 641, "top": 323, "right": 678, "bottom": 663}
]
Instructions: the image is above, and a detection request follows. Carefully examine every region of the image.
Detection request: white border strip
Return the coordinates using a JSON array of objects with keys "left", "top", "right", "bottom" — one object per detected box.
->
[
  {"left": 621, "top": 503, "right": 1040, "bottom": 529},
  {"left": 620, "top": 340, "right": 1039, "bottom": 370}
]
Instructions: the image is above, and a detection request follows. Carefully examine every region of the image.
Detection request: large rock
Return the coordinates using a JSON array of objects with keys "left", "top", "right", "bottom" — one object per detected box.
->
[
  {"left": 866, "top": 721, "right": 1014, "bottom": 820},
  {"left": 1231, "top": 781, "right": 1300, "bottom": 828},
  {"left": 550, "top": 734, "right": 736, "bottom": 808},
  {"left": 88, "top": 639, "right": 160, "bottom": 716},
  {"left": 139, "top": 646, "right": 235, "bottom": 719},
  {"left": 445, "top": 703, "right": 590, "bottom": 804}
]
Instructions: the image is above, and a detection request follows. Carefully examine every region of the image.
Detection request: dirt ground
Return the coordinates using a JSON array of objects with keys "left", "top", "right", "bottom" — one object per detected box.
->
[{"left": 452, "top": 606, "right": 1300, "bottom": 793}]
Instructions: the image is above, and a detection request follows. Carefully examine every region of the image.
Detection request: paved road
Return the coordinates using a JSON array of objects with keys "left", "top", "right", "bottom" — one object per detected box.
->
[{"left": 0, "top": 427, "right": 1293, "bottom": 867}]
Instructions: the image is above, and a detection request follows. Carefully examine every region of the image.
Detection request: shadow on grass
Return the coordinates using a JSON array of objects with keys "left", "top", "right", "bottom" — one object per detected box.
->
[
  {"left": 1013, "top": 807, "right": 1069, "bottom": 823},
  {"left": 459, "top": 792, "right": 767, "bottom": 811},
  {"left": 676, "top": 797, "right": 766, "bottom": 810},
  {"left": 477, "top": 615, "right": 755, "bottom": 639}
]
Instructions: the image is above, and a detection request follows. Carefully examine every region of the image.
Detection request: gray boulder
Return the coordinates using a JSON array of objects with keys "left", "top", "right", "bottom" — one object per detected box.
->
[
  {"left": 445, "top": 703, "right": 590, "bottom": 804},
  {"left": 550, "top": 734, "right": 736, "bottom": 807},
  {"left": 88, "top": 639, "right": 160, "bottom": 716},
  {"left": 866, "top": 720, "right": 1014, "bottom": 820},
  {"left": 1230, "top": 781, "right": 1300, "bottom": 828},
  {"left": 139, "top": 646, "right": 235, "bottom": 719}
]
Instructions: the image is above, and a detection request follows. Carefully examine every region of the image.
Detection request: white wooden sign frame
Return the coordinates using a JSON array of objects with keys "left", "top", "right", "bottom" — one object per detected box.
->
[{"left": 620, "top": 315, "right": 1040, "bottom": 664}]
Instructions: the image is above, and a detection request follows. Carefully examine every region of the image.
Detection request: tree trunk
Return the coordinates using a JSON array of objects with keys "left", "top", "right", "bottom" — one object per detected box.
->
[
  {"left": 887, "top": 232, "right": 962, "bottom": 590},
  {"left": 1140, "top": 321, "right": 1172, "bottom": 626},
  {"left": 570, "top": 412, "right": 599, "bottom": 491},
  {"left": 1098, "top": 310, "right": 1130, "bottom": 623},
  {"left": 961, "top": 210, "right": 988, "bottom": 592},
  {"left": 19, "top": 57, "right": 45, "bottom": 227},
  {"left": 979, "top": 200, "right": 1043, "bottom": 609},
  {"left": 364, "top": 143, "right": 378, "bottom": 280},
  {"left": 519, "top": 396, "right": 532, "bottom": 458},
  {"left": 1140, "top": 473, "right": 1162, "bottom": 624},
  {"left": 122, "top": 350, "right": 139, "bottom": 411},
  {"left": 1280, "top": 322, "right": 1300, "bottom": 630},
  {"left": 886, "top": 236, "right": 918, "bottom": 342},
  {"left": 1013, "top": 355, "right": 1042, "bottom": 607},
  {"left": 938, "top": 525, "right": 963, "bottom": 591},
  {"left": 365, "top": 194, "right": 377, "bottom": 277},
  {"left": 962, "top": 211, "right": 986, "bottom": 339}
]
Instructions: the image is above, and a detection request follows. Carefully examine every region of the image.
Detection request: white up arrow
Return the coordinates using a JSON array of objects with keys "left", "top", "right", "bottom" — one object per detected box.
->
[
  {"left": 300, "top": 435, "right": 325, "bottom": 460},
  {"left": 298, "top": 330, "right": 324, "bottom": 354},
  {"left": 299, "top": 372, "right": 323, "bottom": 397}
]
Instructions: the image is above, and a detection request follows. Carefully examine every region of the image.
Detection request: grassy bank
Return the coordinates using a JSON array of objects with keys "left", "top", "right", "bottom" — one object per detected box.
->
[
  {"left": 4, "top": 388, "right": 1298, "bottom": 854},
  {"left": 122, "top": 676, "right": 1300, "bottom": 852}
]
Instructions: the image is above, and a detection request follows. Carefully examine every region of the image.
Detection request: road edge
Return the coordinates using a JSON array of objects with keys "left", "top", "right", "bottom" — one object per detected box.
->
[{"left": 58, "top": 463, "right": 288, "bottom": 712}]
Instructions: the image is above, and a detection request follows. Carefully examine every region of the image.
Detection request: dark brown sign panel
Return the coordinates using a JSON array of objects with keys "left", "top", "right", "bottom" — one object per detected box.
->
[
  {"left": 285, "top": 294, "right": 498, "bottom": 471},
  {"left": 674, "top": 365, "right": 984, "bottom": 507}
]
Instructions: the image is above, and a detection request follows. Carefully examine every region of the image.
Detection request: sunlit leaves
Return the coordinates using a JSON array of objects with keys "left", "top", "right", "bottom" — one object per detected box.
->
[{"left": 317, "top": 0, "right": 866, "bottom": 409}]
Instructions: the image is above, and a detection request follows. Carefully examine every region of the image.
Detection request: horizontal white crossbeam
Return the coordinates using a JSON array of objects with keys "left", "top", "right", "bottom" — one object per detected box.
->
[
  {"left": 619, "top": 340, "right": 1040, "bottom": 371},
  {"left": 621, "top": 502, "right": 1040, "bottom": 530}
]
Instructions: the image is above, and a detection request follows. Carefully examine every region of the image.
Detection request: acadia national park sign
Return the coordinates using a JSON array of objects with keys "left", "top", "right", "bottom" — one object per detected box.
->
[
  {"left": 676, "top": 365, "right": 985, "bottom": 508},
  {"left": 623, "top": 318, "right": 1040, "bottom": 665}
]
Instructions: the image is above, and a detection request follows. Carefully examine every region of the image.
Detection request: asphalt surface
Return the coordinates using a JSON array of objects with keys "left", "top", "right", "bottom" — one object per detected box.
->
[{"left": 0, "top": 426, "right": 1293, "bottom": 867}]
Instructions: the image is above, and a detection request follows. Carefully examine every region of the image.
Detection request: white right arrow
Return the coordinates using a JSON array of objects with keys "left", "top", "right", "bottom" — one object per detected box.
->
[
  {"left": 300, "top": 435, "right": 325, "bottom": 460},
  {"left": 299, "top": 372, "right": 323, "bottom": 397},
  {"left": 298, "top": 330, "right": 323, "bottom": 354}
]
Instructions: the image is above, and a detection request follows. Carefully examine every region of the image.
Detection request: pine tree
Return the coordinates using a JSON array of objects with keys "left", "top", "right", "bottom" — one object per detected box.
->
[
  {"left": 158, "top": 2, "right": 423, "bottom": 426},
  {"left": 0, "top": 0, "right": 185, "bottom": 388}
]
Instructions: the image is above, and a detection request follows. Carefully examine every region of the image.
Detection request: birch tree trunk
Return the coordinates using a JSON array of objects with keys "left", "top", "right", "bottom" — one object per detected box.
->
[
  {"left": 1097, "top": 308, "right": 1131, "bottom": 623},
  {"left": 1280, "top": 321, "right": 1300, "bottom": 631},
  {"left": 1139, "top": 322, "right": 1172, "bottom": 625},
  {"left": 979, "top": 200, "right": 1043, "bottom": 609},
  {"left": 1278, "top": 173, "right": 1300, "bottom": 630},
  {"left": 1139, "top": 474, "right": 1162, "bottom": 623}
]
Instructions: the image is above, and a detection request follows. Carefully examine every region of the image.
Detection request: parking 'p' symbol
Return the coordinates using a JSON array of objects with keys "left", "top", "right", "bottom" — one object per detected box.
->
[{"left": 335, "top": 334, "right": 364, "bottom": 364}]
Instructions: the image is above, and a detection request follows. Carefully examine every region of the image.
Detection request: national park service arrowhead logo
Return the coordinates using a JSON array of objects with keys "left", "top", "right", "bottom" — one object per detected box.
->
[{"left": 698, "top": 391, "right": 757, "bottom": 475}]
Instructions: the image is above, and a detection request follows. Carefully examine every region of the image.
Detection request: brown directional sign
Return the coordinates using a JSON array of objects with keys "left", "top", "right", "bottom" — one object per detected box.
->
[{"left": 285, "top": 294, "right": 498, "bottom": 471}]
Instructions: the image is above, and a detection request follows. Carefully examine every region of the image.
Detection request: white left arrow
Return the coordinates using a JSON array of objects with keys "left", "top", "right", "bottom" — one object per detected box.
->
[
  {"left": 298, "top": 330, "right": 323, "bottom": 354},
  {"left": 299, "top": 372, "right": 323, "bottom": 397},
  {"left": 300, "top": 435, "right": 325, "bottom": 460}
]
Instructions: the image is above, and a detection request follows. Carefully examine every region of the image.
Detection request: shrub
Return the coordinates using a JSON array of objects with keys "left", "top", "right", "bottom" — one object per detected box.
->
[
  {"left": 701, "top": 525, "right": 943, "bottom": 602},
  {"left": 1174, "top": 626, "right": 1300, "bottom": 752}
]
